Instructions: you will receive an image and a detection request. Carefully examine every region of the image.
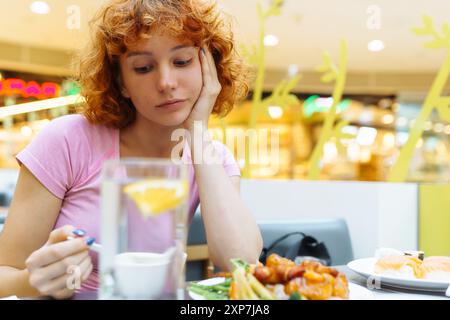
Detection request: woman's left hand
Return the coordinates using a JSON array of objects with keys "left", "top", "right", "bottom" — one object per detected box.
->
[{"left": 183, "top": 47, "right": 222, "bottom": 132}]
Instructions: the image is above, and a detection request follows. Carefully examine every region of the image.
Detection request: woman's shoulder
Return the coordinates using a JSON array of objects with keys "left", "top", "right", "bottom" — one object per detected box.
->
[
  {"left": 34, "top": 114, "right": 116, "bottom": 160},
  {"left": 45, "top": 114, "right": 114, "bottom": 140},
  {"left": 47, "top": 114, "right": 101, "bottom": 131}
]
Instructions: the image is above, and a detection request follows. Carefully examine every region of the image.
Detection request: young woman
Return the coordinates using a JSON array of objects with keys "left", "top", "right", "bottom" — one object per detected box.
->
[{"left": 0, "top": 0, "right": 262, "bottom": 299}]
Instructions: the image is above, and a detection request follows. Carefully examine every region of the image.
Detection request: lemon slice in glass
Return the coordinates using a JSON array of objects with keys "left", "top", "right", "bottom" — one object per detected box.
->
[{"left": 123, "top": 179, "right": 189, "bottom": 217}]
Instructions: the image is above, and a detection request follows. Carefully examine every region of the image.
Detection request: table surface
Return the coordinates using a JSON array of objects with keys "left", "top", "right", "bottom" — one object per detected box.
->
[
  {"left": 1, "top": 203, "right": 447, "bottom": 300},
  {"left": 3, "top": 265, "right": 449, "bottom": 300},
  {"left": 67, "top": 266, "right": 449, "bottom": 300},
  {"left": 337, "top": 266, "right": 449, "bottom": 300}
]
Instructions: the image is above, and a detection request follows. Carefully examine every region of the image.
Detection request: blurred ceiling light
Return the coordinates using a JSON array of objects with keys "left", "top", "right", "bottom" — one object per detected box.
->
[
  {"left": 433, "top": 123, "right": 444, "bottom": 133},
  {"left": 287, "top": 64, "right": 299, "bottom": 77},
  {"left": 268, "top": 105, "right": 283, "bottom": 119},
  {"left": 396, "top": 132, "right": 409, "bottom": 146},
  {"left": 264, "top": 34, "right": 279, "bottom": 47},
  {"left": 323, "top": 142, "right": 338, "bottom": 162},
  {"left": 368, "top": 40, "right": 385, "bottom": 52},
  {"left": 342, "top": 125, "right": 358, "bottom": 136},
  {"left": 359, "top": 148, "right": 372, "bottom": 163},
  {"left": 0, "top": 94, "right": 82, "bottom": 119},
  {"left": 424, "top": 121, "right": 433, "bottom": 131},
  {"left": 316, "top": 97, "right": 333, "bottom": 108},
  {"left": 445, "top": 125, "right": 450, "bottom": 135},
  {"left": 382, "top": 114, "right": 394, "bottom": 125},
  {"left": 347, "top": 143, "right": 360, "bottom": 162},
  {"left": 357, "top": 127, "right": 377, "bottom": 146},
  {"left": 30, "top": 1, "right": 50, "bottom": 14},
  {"left": 378, "top": 98, "right": 392, "bottom": 109},
  {"left": 396, "top": 117, "right": 408, "bottom": 127},
  {"left": 359, "top": 110, "right": 374, "bottom": 124},
  {"left": 21, "top": 126, "right": 33, "bottom": 137},
  {"left": 382, "top": 132, "right": 395, "bottom": 149}
]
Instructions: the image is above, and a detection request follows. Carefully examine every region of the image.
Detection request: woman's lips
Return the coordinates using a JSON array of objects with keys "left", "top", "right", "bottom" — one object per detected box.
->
[{"left": 156, "top": 99, "right": 187, "bottom": 109}]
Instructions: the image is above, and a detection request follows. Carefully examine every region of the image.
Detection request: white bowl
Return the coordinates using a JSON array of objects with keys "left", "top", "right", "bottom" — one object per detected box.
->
[{"left": 114, "top": 252, "right": 171, "bottom": 299}]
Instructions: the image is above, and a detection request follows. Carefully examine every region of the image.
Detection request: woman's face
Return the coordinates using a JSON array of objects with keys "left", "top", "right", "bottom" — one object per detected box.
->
[{"left": 119, "top": 32, "right": 203, "bottom": 127}]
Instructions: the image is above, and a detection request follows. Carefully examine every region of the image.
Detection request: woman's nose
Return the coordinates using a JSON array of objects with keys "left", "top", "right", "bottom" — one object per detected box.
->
[{"left": 156, "top": 66, "right": 177, "bottom": 92}]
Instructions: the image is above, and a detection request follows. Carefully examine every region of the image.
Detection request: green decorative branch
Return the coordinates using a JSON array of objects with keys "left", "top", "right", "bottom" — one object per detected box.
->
[
  {"left": 389, "top": 16, "right": 450, "bottom": 182},
  {"left": 307, "top": 40, "right": 348, "bottom": 180},
  {"left": 333, "top": 120, "right": 354, "bottom": 154},
  {"left": 241, "top": 0, "right": 299, "bottom": 178},
  {"left": 436, "top": 96, "right": 450, "bottom": 121},
  {"left": 260, "top": 75, "right": 301, "bottom": 110}
]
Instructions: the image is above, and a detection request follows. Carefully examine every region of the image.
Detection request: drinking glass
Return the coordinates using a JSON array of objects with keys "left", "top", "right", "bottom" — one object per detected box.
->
[{"left": 98, "top": 158, "right": 189, "bottom": 300}]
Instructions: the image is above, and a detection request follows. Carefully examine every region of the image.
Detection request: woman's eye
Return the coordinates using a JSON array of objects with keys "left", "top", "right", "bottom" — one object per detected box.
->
[
  {"left": 134, "top": 65, "right": 153, "bottom": 74},
  {"left": 174, "top": 59, "right": 192, "bottom": 67}
]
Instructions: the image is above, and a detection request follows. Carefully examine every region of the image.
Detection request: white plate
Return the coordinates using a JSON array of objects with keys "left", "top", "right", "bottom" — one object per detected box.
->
[
  {"left": 188, "top": 277, "right": 374, "bottom": 300},
  {"left": 347, "top": 257, "right": 450, "bottom": 292}
]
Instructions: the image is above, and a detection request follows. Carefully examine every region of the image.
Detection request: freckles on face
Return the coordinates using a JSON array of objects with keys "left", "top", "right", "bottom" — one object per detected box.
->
[{"left": 118, "top": 35, "right": 204, "bottom": 126}]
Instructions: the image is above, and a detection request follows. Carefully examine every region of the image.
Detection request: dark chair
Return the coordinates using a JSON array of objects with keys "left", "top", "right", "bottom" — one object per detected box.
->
[
  {"left": 186, "top": 209, "right": 212, "bottom": 281},
  {"left": 0, "top": 192, "right": 8, "bottom": 207},
  {"left": 186, "top": 211, "right": 354, "bottom": 281},
  {"left": 257, "top": 218, "right": 354, "bottom": 266}
]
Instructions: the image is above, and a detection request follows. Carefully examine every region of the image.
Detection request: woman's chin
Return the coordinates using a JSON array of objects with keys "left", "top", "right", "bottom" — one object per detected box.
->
[
  {"left": 138, "top": 108, "right": 191, "bottom": 128},
  {"left": 153, "top": 114, "right": 189, "bottom": 128}
]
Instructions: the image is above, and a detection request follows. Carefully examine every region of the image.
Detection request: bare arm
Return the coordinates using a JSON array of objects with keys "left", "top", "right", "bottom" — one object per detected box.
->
[
  {"left": 183, "top": 47, "right": 262, "bottom": 271},
  {"left": 0, "top": 165, "right": 62, "bottom": 297},
  {"left": 192, "top": 140, "right": 263, "bottom": 271}
]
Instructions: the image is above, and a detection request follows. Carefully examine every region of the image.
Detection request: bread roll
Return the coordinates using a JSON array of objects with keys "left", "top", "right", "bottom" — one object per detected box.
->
[
  {"left": 374, "top": 255, "right": 426, "bottom": 279},
  {"left": 423, "top": 256, "right": 450, "bottom": 281}
]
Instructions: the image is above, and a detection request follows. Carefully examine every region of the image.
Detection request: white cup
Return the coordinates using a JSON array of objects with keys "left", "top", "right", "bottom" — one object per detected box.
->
[{"left": 114, "top": 252, "right": 171, "bottom": 299}]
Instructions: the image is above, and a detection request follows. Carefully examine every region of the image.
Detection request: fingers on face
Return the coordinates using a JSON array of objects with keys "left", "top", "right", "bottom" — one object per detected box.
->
[
  {"left": 199, "top": 47, "right": 212, "bottom": 84},
  {"left": 199, "top": 47, "right": 221, "bottom": 93}
]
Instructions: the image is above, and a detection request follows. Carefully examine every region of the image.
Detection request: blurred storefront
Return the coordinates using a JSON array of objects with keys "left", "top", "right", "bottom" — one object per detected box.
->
[
  {"left": 0, "top": 70, "right": 79, "bottom": 168},
  {"left": 207, "top": 92, "right": 450, "bottom": 183},
  {"left": 1, "top": 86, "right": 449, "bottom": 183}
]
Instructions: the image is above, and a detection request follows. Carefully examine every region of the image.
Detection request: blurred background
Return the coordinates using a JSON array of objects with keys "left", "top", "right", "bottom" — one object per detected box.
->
[{"left": 0, "top": 0, "right": 449, "bottom": 190}]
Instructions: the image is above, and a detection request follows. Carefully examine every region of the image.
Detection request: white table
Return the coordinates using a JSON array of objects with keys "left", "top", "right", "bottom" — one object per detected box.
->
[{"left": 339, "top": 266, "right": 449, "bottom": 300}]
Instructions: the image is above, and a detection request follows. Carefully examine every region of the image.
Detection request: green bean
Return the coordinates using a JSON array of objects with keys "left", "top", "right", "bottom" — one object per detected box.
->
[
  {"left": 188, "top": 285, "right": 229, "bottom": 300},
  {"left": 189, "top": 282, "right": 230, "bottom": 294}
]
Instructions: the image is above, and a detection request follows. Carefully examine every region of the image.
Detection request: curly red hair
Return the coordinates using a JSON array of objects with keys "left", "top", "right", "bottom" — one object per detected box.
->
[{"left": 77, "top": 0, "right": 250, "bottom": 129}]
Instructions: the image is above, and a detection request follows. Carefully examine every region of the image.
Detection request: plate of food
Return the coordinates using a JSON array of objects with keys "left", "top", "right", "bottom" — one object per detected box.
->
[
  {"left": 188, "top": 254, "right": 374, "bottom": 300},
  {"left": 347, "top": 248, "right": 450, "bottom": 292}
]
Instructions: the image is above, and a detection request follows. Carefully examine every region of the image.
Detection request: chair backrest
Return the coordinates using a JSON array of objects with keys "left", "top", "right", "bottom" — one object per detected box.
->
[
  {"left": 0, "top": 208, "right": 7, "bottom": 235},
  {"left": 186, "top": 210, "right": 211, "bottom": 281},
  {"left": 258, "top": 218, "right": 354, "bottom": 266}
]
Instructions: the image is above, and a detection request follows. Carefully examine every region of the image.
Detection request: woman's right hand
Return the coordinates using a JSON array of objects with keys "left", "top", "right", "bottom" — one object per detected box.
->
[{"left": 25, "top": 225, "right": 94, "bottom": 299}]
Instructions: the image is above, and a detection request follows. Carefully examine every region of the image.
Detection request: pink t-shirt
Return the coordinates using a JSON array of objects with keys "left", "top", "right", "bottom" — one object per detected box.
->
[{"left": 15, "top": 114, "right": 240, "bottom": 291}]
